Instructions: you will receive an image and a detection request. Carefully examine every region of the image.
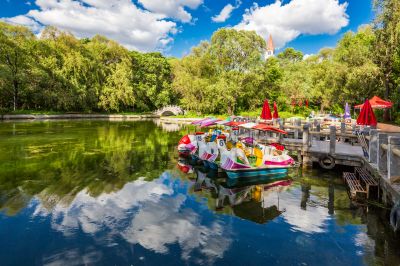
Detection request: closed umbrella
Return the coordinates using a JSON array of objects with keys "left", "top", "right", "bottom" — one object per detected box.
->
[
  {"left": 273, "top": 101, "right": 279, "bottom": 119},
  {"left": 357, "top": 99, "right": 377, "bottom": 126},
  {"left": 260, "top": 99, "right": 272, "bottom": 120},
  {"left": 344, "top": 103, "right": 351, "bottom": 119}
]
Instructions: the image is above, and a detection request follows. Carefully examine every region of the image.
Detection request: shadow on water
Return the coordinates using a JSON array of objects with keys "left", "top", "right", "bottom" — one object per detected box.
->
[{"left": 0, "top": 119, "right": 399, "bottom": 265}]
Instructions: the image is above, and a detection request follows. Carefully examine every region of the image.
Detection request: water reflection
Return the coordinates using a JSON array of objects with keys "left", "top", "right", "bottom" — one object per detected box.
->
[
  {"left": 32, "top": 172, "right": 232, "bottom": 265},
  {"left": 0, "top": 120, "right": 182, "bottom": 215},
  {"left": 0, "top": 120, "right": 400, "bottom": 265},
  {"left": 186, "top": 166, "right": 330, "bottom": 233},
  {"left": 191, "top": 168, "right": 290, "bottom": 224}
]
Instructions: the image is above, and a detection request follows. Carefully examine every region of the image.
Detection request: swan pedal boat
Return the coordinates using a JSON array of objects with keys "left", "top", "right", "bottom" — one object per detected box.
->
[{"left": 177, "top": 131, "right": 295, "bottom": 179}]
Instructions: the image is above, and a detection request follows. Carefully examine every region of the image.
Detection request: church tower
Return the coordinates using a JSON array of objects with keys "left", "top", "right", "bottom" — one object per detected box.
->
[{"left": 266, "top": 35, "right": 275, "bottom": 58}]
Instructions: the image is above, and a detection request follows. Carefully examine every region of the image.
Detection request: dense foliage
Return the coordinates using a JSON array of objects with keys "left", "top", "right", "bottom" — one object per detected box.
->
[
  {"left": 0, "top": 23, "right": 173, "bottom": 112},
  {"left": 0, "top": 0, "right": 399, "bottom": 119}
]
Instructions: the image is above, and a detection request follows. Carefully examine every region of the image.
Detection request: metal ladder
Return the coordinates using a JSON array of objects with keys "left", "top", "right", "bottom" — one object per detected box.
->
[{"left": 355, "top": 130, "right": 369, "bottom": 158}]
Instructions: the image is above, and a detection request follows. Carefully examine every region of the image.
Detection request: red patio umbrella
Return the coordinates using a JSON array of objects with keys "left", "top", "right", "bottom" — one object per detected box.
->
[
  {"left": 354, "top": 96, "right": 393, "bottom": 109},
  {"left": 357, "top": 99, "right": 377, "bottom": 126},
  {"left": 260, "top": 99, "right": 272, "bottom": 120},
  {"left": 273, "top": 101, "right": 279, "bottom": 119}
]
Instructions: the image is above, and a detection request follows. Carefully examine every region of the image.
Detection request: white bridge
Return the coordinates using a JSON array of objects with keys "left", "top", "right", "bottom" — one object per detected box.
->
[{"left": 154, "top": 105, "right": 185, "bottom": 116}]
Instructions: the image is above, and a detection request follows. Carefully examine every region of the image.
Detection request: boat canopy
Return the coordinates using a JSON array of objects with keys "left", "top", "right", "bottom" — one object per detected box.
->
[
  {"left": 239, "top": 122, "right": 258, "bottom": 129},
  {"left": 252, "top": 124, "right": 288, "bottom": 134}
]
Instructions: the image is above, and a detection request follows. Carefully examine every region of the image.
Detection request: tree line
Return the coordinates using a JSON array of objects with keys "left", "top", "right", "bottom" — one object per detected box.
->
[
  {"left": 0, "top": 24, "right": 175, "bottom": 113},
  {"left": 0, "top": 0, "right": 399, "bottom": 121}
]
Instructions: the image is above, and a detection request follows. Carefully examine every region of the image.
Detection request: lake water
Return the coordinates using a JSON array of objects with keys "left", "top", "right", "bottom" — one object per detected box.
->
[{"left": 0, "top": 120, "right": 399, "bottom": 266}]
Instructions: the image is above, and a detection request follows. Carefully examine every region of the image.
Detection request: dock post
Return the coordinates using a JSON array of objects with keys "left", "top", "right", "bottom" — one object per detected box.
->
[
  {"left": 279, "top": 118, "right": 284, "bottom": 130},
  {"left": 340, "top": 122, "right": 346, "bottom": 143},
  {"left": 316, "top": 123, "right": 321, "bottom": 141},
  {"left": 329, "top": 126, "right": 336, "bottom": 155},
  {"left": 297, "top": 150, "right": 303, "bottom": 165},
  {"left": 302, "top": 124, "right": 312, "bottom": 168},
  {"left": 388, "top": 136, "right": 400, "bottom": 182},
  {"left": 369, "top": 129, "right": 378, "bottom": 164},
  {"left": 302, "top": 123, "right": 310, "bottom": 150},
  {"left": 278, "top": 118, "right": 284, "bottom": 142},
  {"left": 377, "top": 133, "right": 388, "bottom": 173},
  {"left": 294, "top": 118, "right": 301, "bottom": 139}
]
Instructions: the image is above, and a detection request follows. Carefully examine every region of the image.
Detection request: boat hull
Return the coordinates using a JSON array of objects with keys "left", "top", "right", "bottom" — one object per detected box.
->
[{"left": 224, "top": 167, "right": 289, "bottom": 179}]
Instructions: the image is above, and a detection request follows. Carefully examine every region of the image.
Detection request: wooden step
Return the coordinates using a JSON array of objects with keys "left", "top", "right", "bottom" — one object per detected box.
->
[
  {"left": 355, "top": 167, "right": 379, "bottom": 199},
  {"left": 355, "top": 167, "right": 378, "bottom": 186},
  {"left": 343, "top": 172, "right": 366, "bottom": 200}
]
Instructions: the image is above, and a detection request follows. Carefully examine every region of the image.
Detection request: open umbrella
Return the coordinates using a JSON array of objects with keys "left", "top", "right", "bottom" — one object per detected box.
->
[
  {"left": 260, "top": 99, "right": 272, "bottom": 120},
  {"left": 355, "top": 96, "right": 393, "bottom": 109},
  {"left": 273, "top": 101, "right": 279, "bottom": 119},
  {"left": 344, "top": 103, "right": 351, "bottom": 119},
  {"left": 357, "top": 99, "right": 377, "bottom": 126}
]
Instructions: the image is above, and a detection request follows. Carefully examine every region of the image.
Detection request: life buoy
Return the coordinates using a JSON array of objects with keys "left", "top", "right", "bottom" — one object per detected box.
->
[{"left": 318, "top": 155, "right": 336, "bottom": 169}]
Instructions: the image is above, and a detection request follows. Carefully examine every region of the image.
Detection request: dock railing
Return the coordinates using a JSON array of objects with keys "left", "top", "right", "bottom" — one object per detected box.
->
[
  {"left": 368, "top": 129, "right": 400, "bottom": 182},
  {"left": 249, "top": 117, "right": 398, "bottom": 174},
  {"left": 273, "top": 118, "right": 359, "bottom": 155}
]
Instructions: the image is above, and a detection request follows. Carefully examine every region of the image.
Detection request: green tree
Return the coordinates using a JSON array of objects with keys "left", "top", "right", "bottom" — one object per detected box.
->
[
  {"left": 172, "top": 28, "right": 270, "bottom": 115},
  {"left": 99, "top": 58, "right": 135, "bottom": 112},
  {"left": 277, "top": 47, "right": 304, "bottom": 63},
  {"left": 373, "top": 0, "right": 400, "bottom": 99},
  {"left": 0, "top": 22, "right": 36, "bottom": 110},
  {"left": 131, "top": 51, "right": 174, "bottom": 111}
]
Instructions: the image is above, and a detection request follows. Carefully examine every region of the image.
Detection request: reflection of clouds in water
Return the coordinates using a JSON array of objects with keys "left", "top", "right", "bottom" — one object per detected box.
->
[
  {"left": 34, "top": 177, "right": 173, "bottom": 236},
  {"left": 33, "top": 173, "right": 231, "bottom": 263},
  {"left": 122, "top": 195, "right": 231, "bottom": 263},
  {"left": 269, "top": 190, "right": 330, "bottom": 234},
  {"left": 43, "top": 248, "right": 102, "bottom": 266},
  {"left": 354, "top": 231, "right": 375, "bottom": 257}
]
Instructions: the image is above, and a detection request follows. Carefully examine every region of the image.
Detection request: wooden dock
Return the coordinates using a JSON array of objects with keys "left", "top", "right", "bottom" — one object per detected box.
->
[{"left": 248, "top": 117, "right": 400, "bottom": 206}]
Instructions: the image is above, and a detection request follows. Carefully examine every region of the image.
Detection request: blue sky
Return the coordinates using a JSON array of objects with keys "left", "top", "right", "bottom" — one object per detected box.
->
[{"left": 0, "top": 0, "right": 374, "bottom": 57}]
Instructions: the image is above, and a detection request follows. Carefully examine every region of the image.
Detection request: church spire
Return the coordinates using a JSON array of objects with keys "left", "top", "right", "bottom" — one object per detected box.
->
[{"left": 266, "top": 35, "right": 274, "bottom": 58}]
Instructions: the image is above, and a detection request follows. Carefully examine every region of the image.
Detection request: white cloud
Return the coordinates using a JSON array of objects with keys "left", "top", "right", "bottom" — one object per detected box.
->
[
  {"left": 0, "top": 0, "right": 190, "bottom": 51},
  {"left": 212, "top": 1, "right": 241, "bottom": 23},
  {"left": 138, "top": 0, "right": 203, "bottom": 23},
  {"left": 2, "top": 15, "right": 41, "bottom": 32},
  {"left": 235, "top": 0, "right": 349, "bottom": 48},
  {"left": 303, "top": 53, "right": 313, "bottom": 60}
]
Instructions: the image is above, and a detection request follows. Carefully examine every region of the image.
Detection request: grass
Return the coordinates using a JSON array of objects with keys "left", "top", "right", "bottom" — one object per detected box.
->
[
  {"left": 1, "top": 110, "right": 152, "bottom": 116},
  {"left": 2, "top": 110, "right": 65, "bottom": 115}
]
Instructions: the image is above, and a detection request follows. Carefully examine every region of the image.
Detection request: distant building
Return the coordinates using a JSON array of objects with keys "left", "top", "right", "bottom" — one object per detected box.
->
[{"left": 265, "top": 35, "right": 275, "bottom": 59}]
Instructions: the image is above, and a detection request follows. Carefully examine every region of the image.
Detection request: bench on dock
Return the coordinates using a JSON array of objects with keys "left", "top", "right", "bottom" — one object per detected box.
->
[
  {"left": 355, "top": 167, "right": 379, "bottom": 199},
  {"left": 343, "top": 172, "right": 366, "bottom": 200}
]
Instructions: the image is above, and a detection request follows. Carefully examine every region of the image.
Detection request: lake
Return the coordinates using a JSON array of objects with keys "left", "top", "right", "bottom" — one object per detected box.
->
[{"left": 0, "top": 120, "right": 399, "bottom": 266}]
